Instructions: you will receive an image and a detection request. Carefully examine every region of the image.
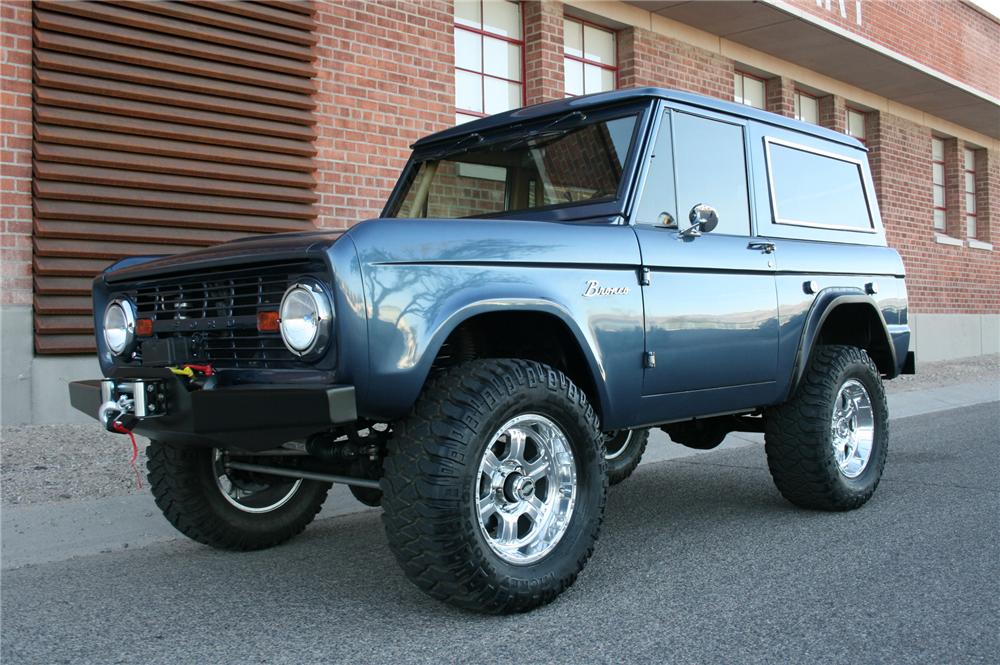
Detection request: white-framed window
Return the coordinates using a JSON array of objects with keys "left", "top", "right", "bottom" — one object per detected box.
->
[
  {"left": 793, "top": 90, "right": 818, "bottom": 124},
  {"left": 964, "top": 148, "right": 978, "bottom": 239},
  {"left": 564, "top": 17, "right": 617, "bottom": 97},
  {"left": 932, "top": 137, "right": 947, "bottom": 231},
  {"left": 454, "top": 0, "right": 524, "bottom": 125},
  {"left": 846, "top": 107, "right": 866, "bottom": 143},
  {"left": 733, "top": 71, "right": 765, "bottom": 109}
]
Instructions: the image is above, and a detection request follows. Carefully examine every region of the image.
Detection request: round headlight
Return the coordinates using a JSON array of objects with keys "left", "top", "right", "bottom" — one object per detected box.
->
[
  {"left": 103, "top": 298, "right": 136, "bottom": 356},
  {"left": 279, "top": 281, "right": 332, "bottom": 357}
]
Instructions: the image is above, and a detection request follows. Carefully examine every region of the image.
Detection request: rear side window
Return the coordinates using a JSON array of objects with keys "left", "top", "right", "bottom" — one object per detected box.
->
[{"left": 766, "top": 139, "right": 873, "bottom": 231}]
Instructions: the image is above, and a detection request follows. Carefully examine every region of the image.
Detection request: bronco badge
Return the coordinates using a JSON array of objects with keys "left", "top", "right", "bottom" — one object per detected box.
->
[{"left": 583, "top": 280, "right": 630, "bottom": 297}]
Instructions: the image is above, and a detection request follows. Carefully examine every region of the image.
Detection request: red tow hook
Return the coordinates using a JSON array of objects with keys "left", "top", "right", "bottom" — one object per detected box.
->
[
  {"left": 182, "top": 364, "right": 214, "bottom": 377},
  {"left": 111, "top": 421, "right": 143, "bottom": 490}
]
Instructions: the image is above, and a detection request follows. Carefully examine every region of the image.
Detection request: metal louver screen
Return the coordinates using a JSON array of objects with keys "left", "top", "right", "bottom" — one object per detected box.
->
[{"left": 32, "top": 0, "right": 318, "bottom": 353}]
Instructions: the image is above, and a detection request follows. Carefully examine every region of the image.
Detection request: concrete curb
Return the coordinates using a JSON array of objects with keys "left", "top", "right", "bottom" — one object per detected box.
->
[{"left": 2, "top": 379, "right": 997, "bottom": 570}]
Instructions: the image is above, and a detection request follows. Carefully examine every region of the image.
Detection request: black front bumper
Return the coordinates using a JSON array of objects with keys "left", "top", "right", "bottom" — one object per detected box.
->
[{"left": 69, "top": 370, "right": 357, "bottom": 450}]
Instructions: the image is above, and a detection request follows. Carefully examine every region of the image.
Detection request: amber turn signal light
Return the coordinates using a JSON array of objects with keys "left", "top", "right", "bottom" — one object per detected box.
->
[
  {"left": 135, "top": 318, "right": 154, "bottom": 337},
  {"left": 257, "top": 310, "right": 280, "bottom": 332}
]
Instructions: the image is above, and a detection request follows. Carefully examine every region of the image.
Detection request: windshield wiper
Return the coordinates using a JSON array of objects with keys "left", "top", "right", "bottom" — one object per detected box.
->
[
  {"left": 489, "top": 111, "right": 588, "bottom": 151},
  {"left": 424, "top": 132, "right": 483, "bottom": 160}
]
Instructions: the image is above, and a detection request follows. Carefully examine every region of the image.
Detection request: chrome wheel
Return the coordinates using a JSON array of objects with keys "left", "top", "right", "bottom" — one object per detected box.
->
[
  {"left": 213, "top": 450, "right": 302, "bottom": 514},
  {"left": 831, "top": 379, "right": 875, "bottom": 479},
  {"left": 603, "top": 430, "right": 633, "bottom": 461},
  {"left": 476, "top": 414, "right": 577, "bottom": 565}
]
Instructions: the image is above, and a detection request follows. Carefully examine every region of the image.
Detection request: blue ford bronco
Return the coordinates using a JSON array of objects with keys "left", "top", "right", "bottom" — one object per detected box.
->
[{"left": 71, "top": 88, "right": 915, "bottom": 613}]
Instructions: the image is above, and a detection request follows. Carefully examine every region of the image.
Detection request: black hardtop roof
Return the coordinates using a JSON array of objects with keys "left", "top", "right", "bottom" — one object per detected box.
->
[{"left": 413, "top": 87, "right": 867, "bottom": 151}]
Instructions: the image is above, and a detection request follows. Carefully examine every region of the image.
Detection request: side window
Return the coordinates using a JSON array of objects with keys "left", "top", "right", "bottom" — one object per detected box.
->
[
  {"left": 634, "top": 111, "right": 676, "bottom": 226},
  {"left": 766, "top": 140, "right": 872, "bottom": 231},
  {"left": 672, "top": 112, "right": 751, "bottom": 236}
]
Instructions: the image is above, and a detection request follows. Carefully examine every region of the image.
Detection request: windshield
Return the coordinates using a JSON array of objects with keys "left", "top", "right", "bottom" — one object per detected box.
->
[{"left": 388, "top": 113, "right": 638, "bottom": 218}]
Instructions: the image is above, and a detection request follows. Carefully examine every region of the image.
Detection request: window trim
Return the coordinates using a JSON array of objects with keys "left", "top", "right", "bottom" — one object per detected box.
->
[
  {"left": 563, "top": 16, "right": 618, "bottom": 97},
  {"left": 793, "top": 89, "right": 819, "bottom": 124},
  {"left": 931, "top": 136, "right": 947, "bottom": 231},
  {"left": 845, "top": 106, "right": 867, "bottom": 144},
  {"left": 455, "top": 0, "right": 526, "bottom": 120},
  {"left": 734, "top": 70, "right": 766, "bottom": 110},
  {"left": 763, "top": 136, "right": 876, "bottom": 234},
  {"left": 964, "top": 147, "right": 978, "bottom": 239}
]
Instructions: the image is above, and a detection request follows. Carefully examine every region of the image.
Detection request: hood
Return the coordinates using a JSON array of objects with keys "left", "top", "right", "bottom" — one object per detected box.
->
[{"left": 104, "top": 229, "right": 346, "bottom": 284}]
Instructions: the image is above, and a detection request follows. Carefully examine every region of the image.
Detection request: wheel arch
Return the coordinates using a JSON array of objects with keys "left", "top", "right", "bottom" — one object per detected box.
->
[{"left": 788, "top": 288, "right": 898, "bottom": 399}]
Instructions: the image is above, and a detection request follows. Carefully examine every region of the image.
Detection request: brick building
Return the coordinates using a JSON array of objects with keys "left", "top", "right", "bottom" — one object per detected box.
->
[{"left": 0, "top": 0, "right": 997, "bottom": 424}]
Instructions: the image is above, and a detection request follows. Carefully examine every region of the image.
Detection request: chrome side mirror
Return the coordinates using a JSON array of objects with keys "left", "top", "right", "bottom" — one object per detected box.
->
[{"left": 680, "top": 203, "right": 719, "bottom": 238}]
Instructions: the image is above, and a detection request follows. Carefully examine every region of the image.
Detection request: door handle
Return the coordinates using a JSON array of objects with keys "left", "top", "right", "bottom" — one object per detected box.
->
[{"left": 747, "top": 241, "right": 776, "bottom": 254}]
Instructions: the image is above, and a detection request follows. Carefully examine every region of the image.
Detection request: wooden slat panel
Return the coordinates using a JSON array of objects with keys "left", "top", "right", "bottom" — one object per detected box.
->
[
  {"left": 36, "top": 70, "right": 314, "bottom": 125},
  {"left": 36, "top": 88, "right": 315, "bottom": 140},
  {"left": 34, "top": 144, "right": 315, "bottom": 187},
  {"left": 112, "top": 1, "right": 316, "bottom": 46},
  {"left": 34, "top": 27, "right": 313, "bottom": 93},
  {"left": 35, "top": 162, "right": 317, "bottom": 203},
  {"left": 35, "top": 181, "right": 315, "bottom": 218},
  {"left": 33, "top": 1, "right": 317, "bottom": 354},
  {"left": 36, "top": 124, "right": 314, "bottom": 171},
  {"left": 192, "top": 1, "right": 316, "bottom": 32},
  {"left": 35, "top": 105, "right": 314, "bottom": 156},
  {"left": 34, "top": 50, "right": 314, "bottom": 109},
  {"left": 35, "top": 200, "right": 312, "bottom": 232}
]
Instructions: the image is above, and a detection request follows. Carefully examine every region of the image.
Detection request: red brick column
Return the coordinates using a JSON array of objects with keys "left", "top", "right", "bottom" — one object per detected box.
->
[
  {"left": 524, "top": 0, "right": 564, "bottom": 105},
  {"left": 765, "top": 76, "right": 794, "bottom": 118},
  {"left": 942, "top": 137, "right": 966, "bottom": 240},
  {"left": 0, "top": 0, "right": 32, "bottom": 306},
  {"left": 818, "top": 94, "right": 847, "bottom": 133},
  {"left": 312, "top": 1, "right": 455, "bottom": 228},
  {"left": 973, "top": 149, "right": 995, "bottom": 244},
  {"left": 617, "top": 26, "right": 733, "bottom": 100}
]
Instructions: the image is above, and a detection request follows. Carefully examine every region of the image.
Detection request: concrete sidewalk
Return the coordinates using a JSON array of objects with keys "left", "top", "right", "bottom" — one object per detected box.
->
[{"left": 2, "top": 377, "right": 997, "bottom": 570}]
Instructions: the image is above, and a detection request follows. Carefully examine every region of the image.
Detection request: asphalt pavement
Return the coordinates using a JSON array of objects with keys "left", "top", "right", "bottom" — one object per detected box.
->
[{"left": 2, "top": 401, "right": 997, "bottom": 664}]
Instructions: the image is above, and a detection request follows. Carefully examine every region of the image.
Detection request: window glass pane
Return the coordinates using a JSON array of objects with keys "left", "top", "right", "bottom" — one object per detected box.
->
[
  {"left": 932, "top": 163, "right": 945, "bottom": 186},
  {"left": 456, "top": 112, "right": 479, "bottom": 125},
  {"left": 455, "top": 29, "right": 482, "bottom": 72},
  {"left": 583, "top": 24, "right": 615, "bottom": 65},
  {"left": 966, "top": 192, "right": 976, "bottom": 213},
  {"left": 797, "top": 94, "right": 818, "bottom": 123},
  {"left": 964, "top": 148, "right": 975, "bottom": 171},
  {"left": 768, "top": 142, "right": 872, "bottom": 230},
  {"left": 564, "top": 18, "right": 582, "bottom": 58},
  {"left": 674, "top": 113, "right": 750, "bottom": 235},
  {"left": 565, "top": 58, "right": 583, "bottom": 96},
  {"left": 965, "top": 171, "right": 975, "bottom": 194},
  {"left": 847, "top": 110, "right": 865, "bottom": 140},
  {"left": 932, "top": 138, "right": 944, "bottom": 161},
  {"left": 483, "top": 77, "right": 520, "bottom": 114},
  {"left": 793, "top": 94, "right": 800, "bottom": 119},
  {"left": 583, "top": 63, "right": 604, "bottom": 94},
  {"left": 456, "top": 70, "right": 483, "bottom": 113},
  {"left": 744, "top": 77, "right": 765, "bottom": 109},
  {"left": 483, "top": 37, "right": 520, "bottom": 80},
  {"left": 483, "top": 0, "right": 520, "bottom": 39},
  {"left": 635, "top": 112, "right": 676, "bottom": 225},
  {"left": 733, "top": 73, "right": 742, "bottom": 103},
  {"left": 600, "top": 67, "right": 615, "bottom": 92},
  {"left": 455, "top": 0, "right": 481, "bottom": 28},
  {"left": 933, "top": 209, "right": 946, "bottom": 230},
  {"left": 967, "top": 216, "right": 977, "bottom": 238},
  {"left": 933, "top": 184, "right": 945, "bottom": 207}
]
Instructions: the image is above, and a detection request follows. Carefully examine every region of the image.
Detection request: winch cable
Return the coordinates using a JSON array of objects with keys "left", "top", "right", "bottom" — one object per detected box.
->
[{"left": 111, "top": 420, "right": 143, "bottom": 490}]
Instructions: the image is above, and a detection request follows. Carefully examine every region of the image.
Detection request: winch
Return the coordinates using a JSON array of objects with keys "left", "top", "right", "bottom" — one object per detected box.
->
[{"left": 97, "top": 378, "right": 167, "bottom": 432}]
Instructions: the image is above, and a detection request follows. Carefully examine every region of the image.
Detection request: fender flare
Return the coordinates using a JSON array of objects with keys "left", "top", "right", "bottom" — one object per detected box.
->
[{"left": 787, "top": 287, "right": 897, "bottom": 399}]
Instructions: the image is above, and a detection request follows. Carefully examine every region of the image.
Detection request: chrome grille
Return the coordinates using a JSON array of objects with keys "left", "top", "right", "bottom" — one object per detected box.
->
[{"left": 133, "top": 261, "right": 323, "bottom": 369}]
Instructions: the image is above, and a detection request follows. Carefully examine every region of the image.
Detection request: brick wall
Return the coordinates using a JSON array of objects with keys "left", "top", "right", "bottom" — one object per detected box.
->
[
  {"left": 618, "top": 26, "right": 733, "bottom": 99},
  {"left": 870, "top": 111, "right": 999, "bottom": 314},
  {"left": 766, "top": 76, "right": 795, "bottom": 118},
  {"left": 524, "top": 0, "right": 564, "bottom": 105},
  {"left": 312, "top": 1, "right": 455, "bottom": 229},
  {"left": 789, "top": 0, "right": 1000, "bottom": 99},
  {"left": 0, "top": 0, "right": 31, "bottom": 306}
]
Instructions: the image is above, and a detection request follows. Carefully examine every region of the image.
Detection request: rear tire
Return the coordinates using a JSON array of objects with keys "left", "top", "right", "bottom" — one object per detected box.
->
[
  {"left": 764, "top": 345, "right": 888, "bottom": 511},
  {"left": 604, "top": 428, "right": 649, "bottom": 485},
  {"left": 381, "top": 359, "right": 607, "bottom": 614},
  {"left": 147, "top": 441, "right": 330, "bottom": 550}
]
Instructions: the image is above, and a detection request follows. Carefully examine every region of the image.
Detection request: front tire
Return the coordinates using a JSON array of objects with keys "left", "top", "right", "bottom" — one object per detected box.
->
[
  {"left": 381, "top": 359, "right": 607, "bottom": 613},
  {"left": 764, "top": 345, "right": 889, "bottom": 511},
  {"left": 147, "top": 442, "right": 330, "bottom": 550}
]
